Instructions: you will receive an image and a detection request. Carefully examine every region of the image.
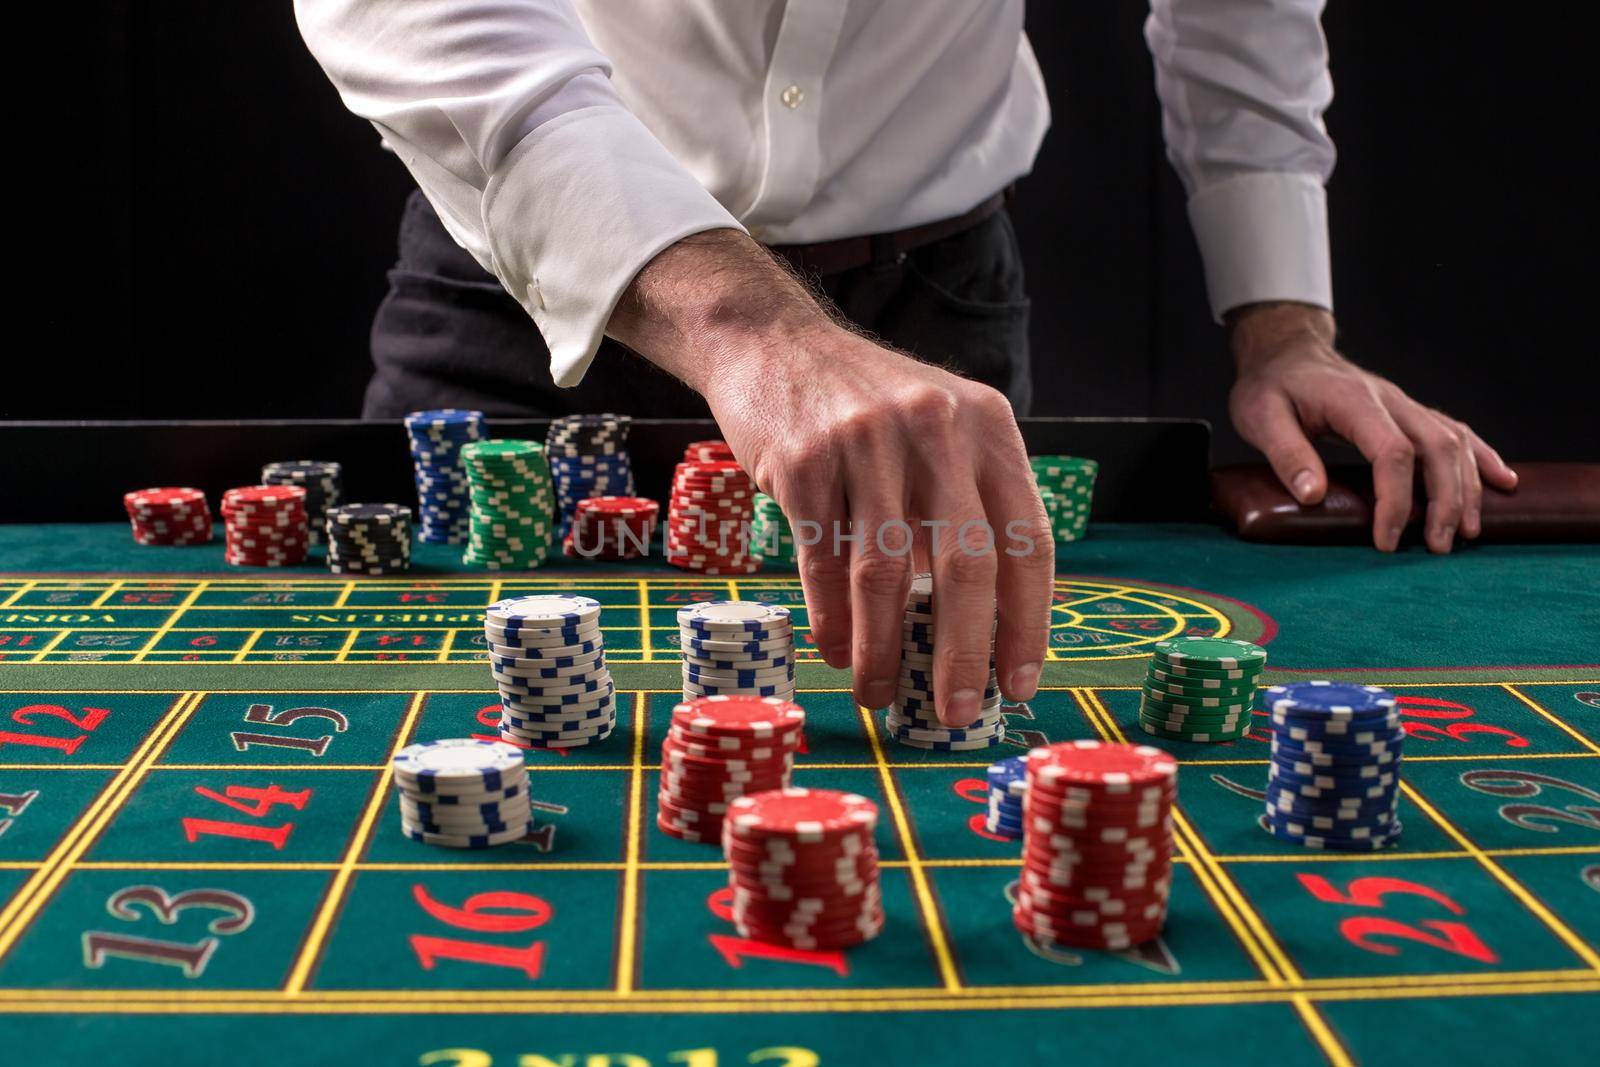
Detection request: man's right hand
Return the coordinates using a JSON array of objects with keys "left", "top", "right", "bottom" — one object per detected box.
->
[{"left": 609, "top": 229, "right": 1054, "bottom": 726}]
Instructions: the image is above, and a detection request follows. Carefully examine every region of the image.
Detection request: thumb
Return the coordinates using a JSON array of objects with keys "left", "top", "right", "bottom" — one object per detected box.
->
[{"left": 1233, "top": 386, "right": 1327, "bottom": 505}]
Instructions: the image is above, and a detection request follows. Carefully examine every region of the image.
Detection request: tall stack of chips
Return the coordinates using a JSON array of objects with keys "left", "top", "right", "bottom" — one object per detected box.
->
[
  {"left": 657, "top": 695, "right": 804, "bottom": 842},
  {"left": 565, "top": 496, "right": 658, "bottom": 561},
  {"left": 392, "top": 738, "right": 532, "bottom": 848},
  {"left": 677, "top": 602, "right": 796, "bottom": 701},
  {"left": 546, "top": 414, "right": 634, "bottom": 535},
  {"left": 122, "top": 487, "right": 212, "bottom": 546},
  {"left": 1031, "top": 455, "right": 1098, "bottom": 544},
  {"left": 486, "top": 594, "right": 617, "bottom": 748},
  {"left": 722, "top": 788, "right": 884, "bottom": 951},
  {"left": 750, "top": 492, "right": 796, "bottom": 566},
  {"left": 325, "top": 503, "right": 412, "bottom": 575},
  {"left": 461, "top": 439, "right": 555, "bottom": 570},
  {"left": 1015, "top": 740, "right": 1176, "bottom": 951},
  {"left": 666, "top": 461, "right": 759, "bottom": 574},
  {"left": 888, "top": 574, "right": 1004, "bottom": 750},
  {"left": 261, "top": 461, "right": 343, "bottom": 546},
  {"left": 405, "top": 409, "right": 485, "bottom": 544},
  {"left": 985, "top": 755, "right": 1027, "bottom": 838},
  {"left": 221, "top": 485, "right": 308, "bottom": 567},
  {"left": 1138, "top": 636, "right": 1266, "bottom": 743},
  {"left": 1264, "top": 681, "right": 1404, "bottom": 851},
  {"left": 683, "top": 440, "right": 735, "bottom": 463}
]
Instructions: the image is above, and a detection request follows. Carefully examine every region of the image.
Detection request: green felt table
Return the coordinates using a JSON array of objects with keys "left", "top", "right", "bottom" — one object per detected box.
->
[{"left": 0, "top": 522, "right": 1596, "bottom": 1066}]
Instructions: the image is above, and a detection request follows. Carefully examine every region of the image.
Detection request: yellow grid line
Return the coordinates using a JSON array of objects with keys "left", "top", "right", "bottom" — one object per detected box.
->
[
  {"left": 1076, "top": 687, "right": 1353, "bottom": 1067},
  {"left": 85, "top": 579, "right": 126, "bottom": 609},
  {"left": 130, "top": 580, "right": 210, "bottom": 663},
  {"left": 283, "top": 691, "right": 427, "bottom": 993},
  {"left": 636, "top": 579, "right": 652, "bottom": 663},
  {"left": 0, "top": 580, "right": 37, "bottom": 609},
  {"left": 859, "top": 704, "right": 962, "bottom": 992},
  {"left": 435, "top": 627, "right": 457, "bottom": 664},
  {"left": 1501, "top": 683, "right": 1600, "bottom": 755},
  {"left": 231, "top": 629, "right": 264, "bottom": 664},
  {"left": 0, "top": 691, "right": 199, "bottom": 961},
  {"left": 26, "top": 628, "right": 75, "bottom": 663},
  {"left": 1398, "top": 781, "right": 1600, "bottom": 972},
  {"left": 614, "top": 692, "right": 647, "bottom": 994},
  {"left": 330, "top": 580, "right": 356, "bottom": 609}
]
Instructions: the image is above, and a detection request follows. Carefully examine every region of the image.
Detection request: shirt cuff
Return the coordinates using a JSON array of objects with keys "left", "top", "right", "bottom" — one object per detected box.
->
[
  {"left": 1186, "top": 171, "right": 1333, "bottom": 322},
  {"left": 481, "top": 105, "right": 744, "bottom": 388}
]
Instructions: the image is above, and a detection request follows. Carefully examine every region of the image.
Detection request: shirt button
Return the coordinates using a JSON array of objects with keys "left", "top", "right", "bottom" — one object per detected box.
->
[{"left": 780, "top": 84, "right": 806, "bottom": 109}]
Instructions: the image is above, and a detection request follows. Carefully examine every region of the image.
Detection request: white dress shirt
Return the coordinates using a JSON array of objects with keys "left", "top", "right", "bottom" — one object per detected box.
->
[{"left": 296, "top": 0, "right": 1335, "bottom": 387}]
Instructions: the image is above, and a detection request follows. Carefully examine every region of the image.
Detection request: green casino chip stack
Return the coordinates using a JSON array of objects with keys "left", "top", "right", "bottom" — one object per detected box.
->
[
  {"left": 460, "top": 439, "right": 556, "bottom": 570},
  {"left": 1137, "top": 636, "right": 1267, "bottom": 743},
  {"left": 1030, "top": 455, "right": 1098, "bottom": 543},
  {"left": 750, "top": 492, "right": 796, "bottom": 566}
]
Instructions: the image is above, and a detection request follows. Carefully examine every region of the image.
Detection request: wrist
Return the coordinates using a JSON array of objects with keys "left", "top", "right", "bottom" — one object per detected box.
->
[
  {"left": 1226, "top": 301, "right": 1336, "bottom": 371},
  {"left": 608, "top": 229, "right": 837, "bottom": 393}
]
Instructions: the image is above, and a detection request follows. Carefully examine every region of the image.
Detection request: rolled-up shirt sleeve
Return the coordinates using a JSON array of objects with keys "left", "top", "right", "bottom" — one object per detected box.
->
[
  {"left": 295, "top": 0, "right": 742, "bottom": 386},
  {"left": 1145, "top": 0, "right": 1337, "bottom": 320}
]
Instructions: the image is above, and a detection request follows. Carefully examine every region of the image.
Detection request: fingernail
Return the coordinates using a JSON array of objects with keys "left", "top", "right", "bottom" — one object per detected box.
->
[
  {"left": 1386, "top": 525, "right": 1405, "bottom": 551},
  {"left": 1438, "top": 524, "right": 1456, "bottom": 550},
  {"left": 823, "top": 645, "right": 850, "bottom": 669},
  {"left": 863, "top": 679, "right": 896, "bottom": 709},
  {"left": 1007, "top": 662, "right": 1041, "bottom": 701},
  {"left": 1291, "top": 469, "right": 1318, "bottom": 502},
  {"left": 944, "top": 689, "right": 981, "bottom": 727}
]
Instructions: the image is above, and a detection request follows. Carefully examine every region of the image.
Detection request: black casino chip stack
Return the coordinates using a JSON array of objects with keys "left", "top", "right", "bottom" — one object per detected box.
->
[
  {"left": 545, "top": 414, "right": 634, "bottom": 535},
  {"left": 261, "top": 461, "right": 343, "bottom": 546},
  {"left": 324, "top": 503, "right": 412, "bottom": 576}
]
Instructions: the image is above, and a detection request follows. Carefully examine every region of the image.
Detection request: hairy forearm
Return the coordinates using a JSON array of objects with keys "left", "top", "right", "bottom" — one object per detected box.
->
[
  {"left": 1226, "top": 301, "right": 1337, "bottom": 370},
  {"left": 606, "top": 229, "right": 839, "bottom": 393}
]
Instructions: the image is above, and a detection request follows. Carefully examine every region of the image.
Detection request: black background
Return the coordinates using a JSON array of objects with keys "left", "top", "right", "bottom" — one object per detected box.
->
[{"left": 12, "top": 3, "right": 1595, "bottom": 464}]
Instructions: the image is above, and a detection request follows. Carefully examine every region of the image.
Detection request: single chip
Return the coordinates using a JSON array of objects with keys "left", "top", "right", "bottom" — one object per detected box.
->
[{"left": 1152, "top": 636, "right": 1267, "bottom": 669}]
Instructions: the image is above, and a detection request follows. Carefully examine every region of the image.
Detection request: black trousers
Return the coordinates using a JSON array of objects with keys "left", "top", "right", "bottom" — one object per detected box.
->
[{"left": 365, "top": 190, "right": 1033, "bottom": 419}]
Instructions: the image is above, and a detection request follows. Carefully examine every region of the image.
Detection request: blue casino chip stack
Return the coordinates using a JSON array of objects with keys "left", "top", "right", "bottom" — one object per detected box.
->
[
  {"left": 391, "top": 738, "right": 533, "bottom": 848},
  {"left": 984, "top": 755, "right": 1026, "bottom": 838},
  {"left": 486, "top": 594, "right": 617, "bottom": 748},
  {"left": 405, "top": 409, "right": 486, "bottom": 543},
  {"left": 545, "top": 414, "right": 634, "bottom": 536},
  {"left": 1263, "top": 681, "right": 1404, "bottom": 851},
  {"left": 886, "top": 573, "right": 1004, "bottom": 750}
]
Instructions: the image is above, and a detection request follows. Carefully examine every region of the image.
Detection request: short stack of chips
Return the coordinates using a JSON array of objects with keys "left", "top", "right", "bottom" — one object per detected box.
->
[
  {"left": 565, "top": 496, "right": 658, "bottom": 561},
  {"left": 405, "top": 409, "right": 485, "bottom": 544},
  {"left": 683, "top": 440, "right": 735, "bottom": 463},
  {"left": 985, "top": 755, "right": 1027, "bottom": 838},
  {"left": 1138, "top": 636, "right": 1266, "bottom": 743},
  {"left": 1264, "top": 681, "right": 1404, "bottom": 851},
  {"left": 1031, "top": 455, "right": 1098, "bottom": 543},
  {"left": 486, "top": 594, "right": 617, "bottom": 748},
  {"left": 221, "top": 485, "right": 308, "bottom": 567},
  {"left": 546, "top": 414, "right": 634, "bottom": 535},
  {"left": 324, "top": 503, "right": 412, "bottom": 575},
  {"left": 123, "top": 487, "right": 212, "bottom": 546},
  {"left": 722, "top": 788, "right": 884, "bottom": 951},
  {"left": 1015, "top": 740, "right": 1176, "bottom": 951},
  {"left": 392, "top": 738, "right": 532, "bottom": 848},
  {"left": 667, "top": 460, "right": 759, "bottom": 574},
  {"left": 678, "top": 602, "right": 796, "bottom": 702},
  {"left": 889, "top": 573, "right": 1004, "bottom": 750},
  {"left": 261, "top": 461, "right": 343, "bottom": 546},
  {"left": 750, "top": 492, "right": 796, "bottom": 566},
  {"left": 461, "top": 439, "right": 555, "bottom": 569},
  {"left": 657, "top": 695, "right": 804, "bottom": 842}
]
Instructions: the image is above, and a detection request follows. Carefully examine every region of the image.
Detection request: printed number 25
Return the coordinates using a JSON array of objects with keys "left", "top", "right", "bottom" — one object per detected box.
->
[{"left": 1298, "top": 874, "right": 1499, "bottom": 964}]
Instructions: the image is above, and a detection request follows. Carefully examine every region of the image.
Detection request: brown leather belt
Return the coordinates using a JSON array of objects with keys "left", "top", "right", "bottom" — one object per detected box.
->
[{"left": 767, "top": 187, "right": 1012, "bottom": 277}]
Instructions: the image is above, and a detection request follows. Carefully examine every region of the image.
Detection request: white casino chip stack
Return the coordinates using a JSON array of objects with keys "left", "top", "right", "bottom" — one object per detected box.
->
[
  {"left": 886, "top": 573, "right": 1005, "bottom": 750},
  {"left": 486, "top": 594, "right": 617, "bottom": 748},
  {"left": 677, "top": 601, "right": 796, "bottom": 703},
  {"left": 392, "top": 738, "right": 533, "bottom": 847}
]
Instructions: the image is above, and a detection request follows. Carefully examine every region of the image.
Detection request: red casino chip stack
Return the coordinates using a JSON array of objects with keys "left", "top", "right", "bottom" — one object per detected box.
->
[
  {"left": 122, "top": 487, "right": 212, "bottom": 546},
  {"left": 683, "top": 440, "right": 735, "bottom": 463},
  {"left": 221, "top": 485, "right": 309, "bottom": 567},
  {"left": 564, "top": 495, "right": 659, "bottom": 561},
  {"left": 1014, "top": 740, "right": 1177, "bottom": 951},
  {"left": 657, "top": 695, "right": 804, "bottom": 841},
  {"left": 666, "top": 460, "right": 759, "bottom": 574},
  {"left": 721, "top": 788, "right": 883, "bottom": 951}
]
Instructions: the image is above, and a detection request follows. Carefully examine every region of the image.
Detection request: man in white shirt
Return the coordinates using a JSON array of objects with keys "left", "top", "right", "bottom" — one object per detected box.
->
[{"left": 297, "top": 0, "right": 1516, "bottom": 728}]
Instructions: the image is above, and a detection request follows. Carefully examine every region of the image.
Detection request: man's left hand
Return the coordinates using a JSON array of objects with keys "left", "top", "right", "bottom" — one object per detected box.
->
[{"left": 1226, "top": 302, "right": 1518, "bottom": 554}]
